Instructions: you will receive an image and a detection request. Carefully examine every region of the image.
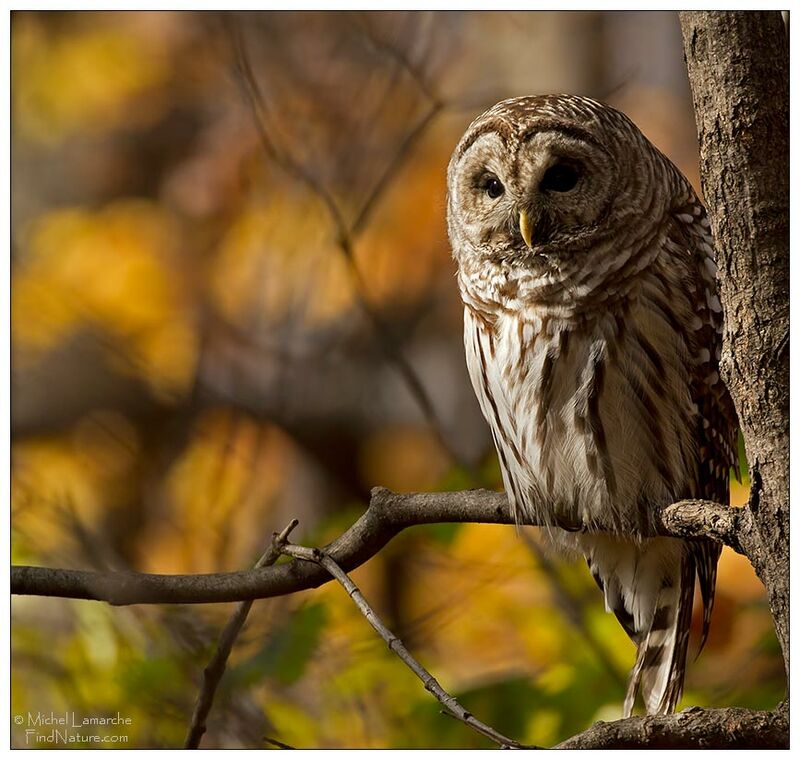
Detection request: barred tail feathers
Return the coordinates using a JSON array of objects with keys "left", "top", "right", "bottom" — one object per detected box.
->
[
  {"left": 583, "top": 536, "right": 695, "bottom": 717},
  {"left": 689, "top": 537, "right": 722, "bottom": 654}
]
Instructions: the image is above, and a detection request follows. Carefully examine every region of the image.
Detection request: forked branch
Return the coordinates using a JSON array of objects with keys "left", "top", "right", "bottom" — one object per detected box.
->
[
  {"left": 11, "top": 488, "right": 750, "bottom": 607},
  {"left": 11, "top": 489, "right": 782, "bottom": 748},
  {"left": 183, "top": 519, "right": 299, "bottom": 749},
  {"left": 280, "top": 541, "right": 531, "bottom": 749}
]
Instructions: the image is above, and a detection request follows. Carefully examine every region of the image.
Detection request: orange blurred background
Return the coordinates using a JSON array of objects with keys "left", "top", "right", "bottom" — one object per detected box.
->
[{"left": 11, "top": 10, "right": 784, "bottom": 748}]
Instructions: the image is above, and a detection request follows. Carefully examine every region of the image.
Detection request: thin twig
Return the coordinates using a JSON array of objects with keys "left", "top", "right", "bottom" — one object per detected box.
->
[
  {"left": 348, "top": 101, "right": 442, "bottom": 237},
  {"left": 264, "top": 736, "right": 295, "bottom": 750},
  {"left": 347, "top": 12, "right": 443, "bottom": 236},
  {"left": 227, "top": 18, "right": 347, "bottom": 233},
  {"left": 183, "top": 519, "right": 299, "bottom": 749},
  {"left": 280, "top": 541, "right": 534, "bottom": 749},
  {"left": 352, "top": 11, "right": 439, "bottom": 105},
  {"left": 225, "top": 17, "right": 468, "bottom": 470}
]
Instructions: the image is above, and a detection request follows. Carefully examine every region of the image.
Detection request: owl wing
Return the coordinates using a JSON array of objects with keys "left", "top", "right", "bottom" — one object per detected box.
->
[{"left": 667, "top": 199, "right": 739, "bottom": 651}]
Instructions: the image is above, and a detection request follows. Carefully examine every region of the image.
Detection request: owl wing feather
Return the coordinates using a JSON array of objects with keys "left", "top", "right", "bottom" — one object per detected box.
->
[
  {"left": 667, "top": 198, "right": 738, "bottom": 651},
  {"left": 596, "top": 197, "right": 738, "bottom": 717},
  {"left": 624, "top": 198, "right": 738, "bottom": 715}
]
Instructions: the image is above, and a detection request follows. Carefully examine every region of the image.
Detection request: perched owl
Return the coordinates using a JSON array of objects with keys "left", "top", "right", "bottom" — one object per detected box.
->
[{"left": 447, "top": 95, "right": 737, "bottom": 716}]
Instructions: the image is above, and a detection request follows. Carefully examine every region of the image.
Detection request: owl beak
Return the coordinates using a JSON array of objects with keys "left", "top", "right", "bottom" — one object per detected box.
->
[{"left": 519, "top": 209, "right": 534, "bottom": 248}]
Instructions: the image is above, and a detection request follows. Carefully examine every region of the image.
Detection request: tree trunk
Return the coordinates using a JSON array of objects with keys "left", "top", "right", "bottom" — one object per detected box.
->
[{"left": 679, "top": 11, "right": 789, "bottom": 678}]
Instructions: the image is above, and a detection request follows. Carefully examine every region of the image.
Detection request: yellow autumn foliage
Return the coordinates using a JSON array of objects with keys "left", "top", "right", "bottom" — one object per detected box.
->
[
  {"left": 146, "top": 411, "right": 298, "bottom": 574},
  {"left": 13, "top": 200, "right": 197, "bottom": 399},
  {"left": 210, "top": 194, "right": 355, "bottom": 329},
  {"left": 13, "top": 13, "right": 169, "bottom": 144},
  {"left": 12, "top": 410, "right": 140, "bottom": 559}
]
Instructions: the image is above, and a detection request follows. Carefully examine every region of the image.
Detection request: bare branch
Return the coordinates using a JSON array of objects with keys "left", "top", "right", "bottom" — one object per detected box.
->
[
  {"left": 264, "top": 736, "right": 295, "bottom": 750},
  {"left": 352, "top": 11, "right": 440, "bottom": 106},
  {"left": 348, "top": 101, "right": 442, "bottom": 237},
  {"left": 224, "top": 17, "right": 470, "bottom": 469},
  {"left": 183, "top": 519, "right": 299, "bottom": 749},
  {"left": 10, "top": 489, "right": 779, "bottom": 749},
  {"left": 11, "top": 488, "right": 750, "bottom": 606},
  {"left": 347, "top": 12, "right": 443, "bottom": 236},
  {"left": 280, "top": 541, "right": 532, "bottom": 749},
  {"left": 226, "top": 16, "right": 347, "bottom": 233},
  {"left": 556, "top": 703, "right": 788, "bottom": 750}
]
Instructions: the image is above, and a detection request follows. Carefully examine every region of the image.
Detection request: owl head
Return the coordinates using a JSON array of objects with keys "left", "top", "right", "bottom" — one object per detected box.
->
[{"left": 447, "top": 95, "right": 676, "bottom": 272}]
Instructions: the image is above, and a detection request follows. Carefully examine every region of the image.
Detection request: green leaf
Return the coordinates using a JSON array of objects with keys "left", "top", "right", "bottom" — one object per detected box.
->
[
  {"left": 120, "top": 656, "right": 184, "bottom": 698},
  {"left": 233, "top": 602, "right": 328, "bottom": 687}
]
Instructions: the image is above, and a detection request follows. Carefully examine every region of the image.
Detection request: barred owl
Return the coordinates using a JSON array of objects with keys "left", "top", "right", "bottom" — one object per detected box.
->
[{"left": 447, "top": 95, "right": 737, "bottom": 716}]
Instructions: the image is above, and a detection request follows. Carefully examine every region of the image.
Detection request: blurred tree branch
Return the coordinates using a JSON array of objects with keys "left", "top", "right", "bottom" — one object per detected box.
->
[
  {"left": 10, "top": 488, "right": 752, "bottom": 606},
  {"left": 184, "top": 519, "right": 299, "bottom": 749},
  {"left": 226, "top": 15, "right": 466, "bottom": 470}
]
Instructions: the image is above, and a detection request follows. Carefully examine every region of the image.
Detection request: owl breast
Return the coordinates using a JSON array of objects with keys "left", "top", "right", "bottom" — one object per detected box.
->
[{"left": 463, "top": 277, "right": 699, "bottom": 538}]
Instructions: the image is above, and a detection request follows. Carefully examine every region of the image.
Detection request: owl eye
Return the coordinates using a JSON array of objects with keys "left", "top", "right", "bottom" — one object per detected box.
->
[
  {"left": 540, "top": 163, "right": 580, "bottom": 193},
  {"left": 484, "top": 176, "right": 504, "bottom": 199}
]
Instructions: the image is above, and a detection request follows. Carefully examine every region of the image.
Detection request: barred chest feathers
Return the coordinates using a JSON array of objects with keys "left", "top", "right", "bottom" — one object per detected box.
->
[{"left": 460, "top": 258, "right": 699, "bottom": 542}]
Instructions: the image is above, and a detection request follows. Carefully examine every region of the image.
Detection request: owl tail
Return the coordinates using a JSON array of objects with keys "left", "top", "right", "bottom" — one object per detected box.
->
[{"left": 582, "top": 536, "right": 696, "bottom": 717}]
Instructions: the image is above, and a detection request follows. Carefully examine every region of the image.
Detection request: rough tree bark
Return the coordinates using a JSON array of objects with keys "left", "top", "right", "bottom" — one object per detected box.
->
[{"left": 679, "top": 10, "right": 789, "bottom": 678}]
